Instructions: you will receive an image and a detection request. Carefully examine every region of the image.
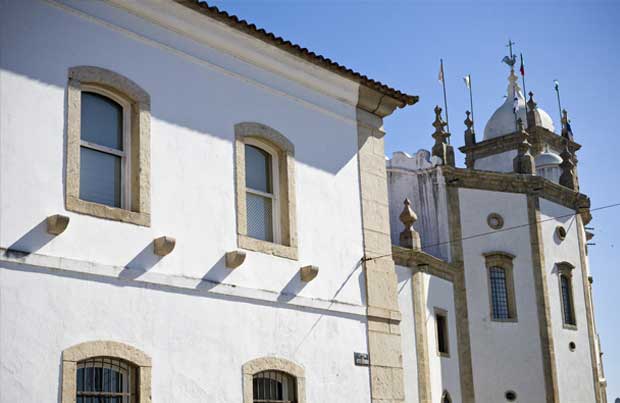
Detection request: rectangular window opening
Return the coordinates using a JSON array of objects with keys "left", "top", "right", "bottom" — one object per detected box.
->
[{"left": 435, "top": 310, "right": 449, "bottom": 356}]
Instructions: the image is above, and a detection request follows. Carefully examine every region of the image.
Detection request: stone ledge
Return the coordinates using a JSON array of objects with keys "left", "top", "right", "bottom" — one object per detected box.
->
[
  {"left": 66, "top": 196, "right": 150, "bottom": 227},
  {"left": 238, "top": 234, "right": 298, "bottom": 260}
]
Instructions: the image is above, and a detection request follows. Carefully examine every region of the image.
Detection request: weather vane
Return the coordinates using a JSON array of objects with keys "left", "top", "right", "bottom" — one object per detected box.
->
[{"left": 502, "top": 39, "right": 517, "bottom": 68}]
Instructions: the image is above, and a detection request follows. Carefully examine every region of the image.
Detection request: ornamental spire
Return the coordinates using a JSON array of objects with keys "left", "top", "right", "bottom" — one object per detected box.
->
[
  {"left": 513, "top": 118, "right": 535, "bottom": 174},
  {"left": 399, "top": 198, "right": 421, "bottom": 250},
  {"left": 431, "top": 105, "right": 455, "bottom": 166},
  {"left": 464, "top": 110, "right": 475, "bottom": 146},
  {"left": 559, "top": 144, "right": 579, "bottom": 191}
]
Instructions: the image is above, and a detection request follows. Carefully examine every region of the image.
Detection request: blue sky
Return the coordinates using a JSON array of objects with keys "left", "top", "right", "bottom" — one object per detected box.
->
[{"left": 209, "top": 0, "right": 619, "bottom": 398}]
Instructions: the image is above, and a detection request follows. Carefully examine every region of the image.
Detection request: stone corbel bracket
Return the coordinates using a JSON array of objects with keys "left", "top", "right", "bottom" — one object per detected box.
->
[
  {"left": 47, "top": 214, "right": 70, "bottom": 235},
  {"left": 153, "top": 236, "right": 176, "bottom": 256},
  {"left": 225, "top": 250, "right": 246, "bottom": 269},
  {"left": 300, "top": 265, "right": 319, "bottom": 282}
]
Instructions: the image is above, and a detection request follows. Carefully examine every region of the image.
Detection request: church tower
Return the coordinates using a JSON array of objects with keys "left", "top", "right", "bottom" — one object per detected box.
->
[{"left": 387, "top": 53, "right": 607, "bottom": 403}]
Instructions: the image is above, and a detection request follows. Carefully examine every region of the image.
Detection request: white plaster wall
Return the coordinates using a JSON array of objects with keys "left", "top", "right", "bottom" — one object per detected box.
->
[
  {"left": 0, "top": 0, "right": 365, "bottom": 306},
  {"left": 473, "top": 150, "right": 517, "bottom": 172},
  {"left": 424, "top": 274, "right": 461, "bottom": 403},
  {"left": 396, "top": 265, "right": 419, "bottom": 403},
  {"left": 0, "top": 266, "right": 371, "bottom": 402},
  {"left": 387, "top": 167, "right": 451, "bottom": 261},
  {"left": 0, "top": 1, "right": 372, "bottom": 401},
  {"left": 539, "top": 198, "right": 596, "bottom": 403},
  {"left": 459, "top": 188, "right": 547, "bottom": 402}
]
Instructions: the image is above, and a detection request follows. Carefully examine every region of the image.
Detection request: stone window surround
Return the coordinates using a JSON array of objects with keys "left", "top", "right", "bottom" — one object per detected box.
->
[
  {"left": 234, "top": 122, "right": 297, "bottom": 260},
  {"left": 242, "top": 356, "right": 306, "bottom": 403},
  {"left": 483, "top": 251, "right": 518, "bottom": 323},
  {"left": 61, "top": 340, "right": 152, "bottom": 403},
  {"left": 66, "top": 66, "right": 151, "bottom": 226},
  {"left": 434, "top": 307, "right": 451, "bottom": 358},
  {"left": 557, "top": 261, "right": 578, "bottom": 330}
]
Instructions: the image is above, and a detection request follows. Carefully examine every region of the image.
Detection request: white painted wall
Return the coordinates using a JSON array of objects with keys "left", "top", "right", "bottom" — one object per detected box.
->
[
  {"left": 0, "top": 1, "right": 372, "bottom": 401},
  {"left": 474, "top": 149, "right": 517, "bottom": 172},
  {"left": 539, "top": 198, "right": 597, "bottom": 403},
  {"left": 459, "top": 188, "right": 547, "bottom": 402},
  {"left": 424, "top": 273, "right": 461, "bottom": 403},
  {"left": 396, "top": 265, "right": 420, "bottom": 403}
]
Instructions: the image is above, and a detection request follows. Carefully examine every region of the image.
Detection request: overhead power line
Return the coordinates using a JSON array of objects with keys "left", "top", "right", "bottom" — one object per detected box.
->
[{"left": 361, "top": 202, "right": 620, "bottom": 263}]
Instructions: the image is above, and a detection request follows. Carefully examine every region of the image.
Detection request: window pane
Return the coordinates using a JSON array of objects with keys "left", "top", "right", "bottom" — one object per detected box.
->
[
  {"left": 561, "top": 275, "right": 575, "bottom": 325},
  {"left": 80, "top": 147, "right": 122, "bottom": 208},
  {"left": 489, "top": 267, "right": 510, "bottom": 320},
  {"left": 81, "top": 91, "right": 123, "bottom": 150},
  {"left": 245, "top": 144, "right": 272, "bottom": 193},
  {"left": 436, "top": 314, "right": 448, "bottom": 353},
  {"left": 247, "top": 192, "right": 273, "bottom": 242}
]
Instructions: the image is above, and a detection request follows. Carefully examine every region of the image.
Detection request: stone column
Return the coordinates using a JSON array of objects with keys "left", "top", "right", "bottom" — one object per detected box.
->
[{"left": 356, "top": 105, "right": 405, "bottom": 403}]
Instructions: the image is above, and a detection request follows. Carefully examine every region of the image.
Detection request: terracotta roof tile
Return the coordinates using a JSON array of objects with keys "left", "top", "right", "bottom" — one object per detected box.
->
[{"left": 174, "top": 0, "right": 418, "bottom": 108}]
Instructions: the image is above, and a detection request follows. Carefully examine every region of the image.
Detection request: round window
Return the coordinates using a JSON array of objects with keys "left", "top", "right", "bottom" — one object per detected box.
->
[
  {"left": 569, "top": 342, "right": 576, "bottom": 351},
  {"left": 556, "top": 225, "right": 567, "bottom": 241},
  {"left": 487, "top": 213, "right": 504, "bottom": 230},
  {"left": 505, "top": 390, "right": 517, "bottom": 401}
]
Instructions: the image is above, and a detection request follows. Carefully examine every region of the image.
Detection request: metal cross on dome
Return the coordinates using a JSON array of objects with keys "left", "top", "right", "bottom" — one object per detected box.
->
[{"left": 502, "top": 39, "right": 517, "bottom": 68}]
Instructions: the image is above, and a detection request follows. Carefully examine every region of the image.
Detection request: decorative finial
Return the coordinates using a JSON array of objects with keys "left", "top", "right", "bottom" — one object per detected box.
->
[
  {"left": 431, "top": 106, "right": 455, "bottom": 166},
  {"left": 526, "top": 91, "right": 538, "bottom": 128},
  {"left": 561, "top": 109, "right": 574, "bottom": 141},
  {"left": 559, "top": 144, "right": 578, "bottom": 190},
  {"left": 464, "top": 110, "right": 476, "bottom": 147},
  {"left": 513, "top": 120, "right": 535, "bottom": 174},
  {"left": 399, "top": 198, "right": 421, "bottom": 250}
]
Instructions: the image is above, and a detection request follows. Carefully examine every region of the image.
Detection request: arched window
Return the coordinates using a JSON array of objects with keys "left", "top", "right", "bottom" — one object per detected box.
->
[
  {"left": 489, "top": 266, "right": 511, "bottom": 320},
  {"left": 253, "top": 370, "right": 297, "bottom": 402},
  {"left": 79, "top": 88, "right": 129, "bottom": 209},
  {"left": 484, "top": 252, "right": 518, "bottom": 322},
  {"left": 557, "top": 262, "right": 577, "bottom": 328},
  {"left": 245, "top": 140, "right": 279, "bottom": 243},
  {"left": 76, "top": 357, "right": 137, "bottom": 402},
  {"left": 442, "top": 390, "right": 452, "bottom": 403},
  {"left": 235, "top": 122, "right": 298, "bottom": 260},
  {"left": 67, "top": 66, "right": 151, "bottom": 226},
  {"left": 62, "top": 341, "right": 151, "bottom": 403},
  {"left": 242, "top": 357, "right": 306, "bottom": 403}
]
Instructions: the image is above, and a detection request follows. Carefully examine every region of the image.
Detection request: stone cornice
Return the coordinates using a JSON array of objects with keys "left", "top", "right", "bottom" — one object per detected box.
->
[
  {"left": 459, "top": 127, "right": 581, "bottom": 160},
  {"left": 392, "top": 246, "right": 458, "bottom": 282},
  {"left": 440, "top": 166, "right": 591, "bottom": 222}
]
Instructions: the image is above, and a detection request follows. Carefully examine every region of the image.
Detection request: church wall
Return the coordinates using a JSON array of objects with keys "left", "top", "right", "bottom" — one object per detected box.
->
[
  {"left": 387, "top": 168, "right": 451, "bottom": 261},
  {"left": 473, "top": 150, "right": 517, "bottom": 172},
  {"left": 0, "top": 264, "right": 371, "bottom": 402},
  {"left": 424, "top": 273, "right": 461, "bottom": 403},
  {"left": 458, "top": 188, "right": 547, "bottom": 402},
  {"left": 396, "top": 265, "right": 420, "bottom": 403},
  {"left": 0, "top": 1, "right": 372, "bottom": 401},
  {"left": 539, "top": 199, "right": 597, "bottom": 402}
]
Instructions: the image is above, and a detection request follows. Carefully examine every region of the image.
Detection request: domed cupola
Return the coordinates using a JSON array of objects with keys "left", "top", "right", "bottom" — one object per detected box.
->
[
  {"left": 535, "top": 146, "right": 562, "bottom": 183},
  {"left": 483, "top": 69, "right": 555, "bottom": 140}
]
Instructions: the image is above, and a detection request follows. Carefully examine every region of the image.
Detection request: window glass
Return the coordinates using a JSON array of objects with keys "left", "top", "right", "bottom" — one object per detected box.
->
[
  {"left": 253, "top": 370, "right": 296, "bottom": 403},
  {"left": 77, "top": 357, "right": 135, "bottom": 403},
  {"left": 561, "top": 275, "right": 575, "bottom": 325},
  {"left": 247, "top": 193, "right": 273, "bottom": 242},
  {"left": 490, "top": 267, "right": 510, "bottom": 320},
  {"left": 81, "top": 91, "right": 123, "bottom": 150},
  {"left": 245, "top": 144, "right": 272, "bottom": 193},
  {"left": 436, "top": 313, "right": 448, "bottom": 354},
  {"left": 80, "top": 147, "right": 122, "bottom": 208}
]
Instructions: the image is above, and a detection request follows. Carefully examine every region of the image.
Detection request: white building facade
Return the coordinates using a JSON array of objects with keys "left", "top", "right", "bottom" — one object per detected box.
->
[{"left": 0, "top": 1, "right": 607, "bottom": 403}]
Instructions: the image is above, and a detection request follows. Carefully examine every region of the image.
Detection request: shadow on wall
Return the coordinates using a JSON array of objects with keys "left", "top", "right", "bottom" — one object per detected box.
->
[
  {"left": 195, "top": 255, "right": 231, "bottom": 292},
  {"left": 2, "top": 0, "right": 358, "bottom": 176},
  {"left": 119, "top": 241, "right": 162, "bottom": 279},
  {"left": 7, "top": 218, "right": 55, "bottom": 254}
]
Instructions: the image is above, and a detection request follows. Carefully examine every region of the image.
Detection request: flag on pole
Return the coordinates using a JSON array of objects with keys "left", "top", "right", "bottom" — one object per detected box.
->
[
  {"left": 463, "top": 74, "right": 471, "bottom": 89},
  {"left": 438, "top": 60, "right": 445, "bottom": 83},
  {"left": 519, "top": 53, "right": 525, "bottom": 76}
]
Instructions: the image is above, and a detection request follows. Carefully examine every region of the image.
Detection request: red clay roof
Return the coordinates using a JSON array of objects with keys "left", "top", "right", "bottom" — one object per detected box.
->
[{"left": 175, "top": 0, "right": 418, "bottom": 108}]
